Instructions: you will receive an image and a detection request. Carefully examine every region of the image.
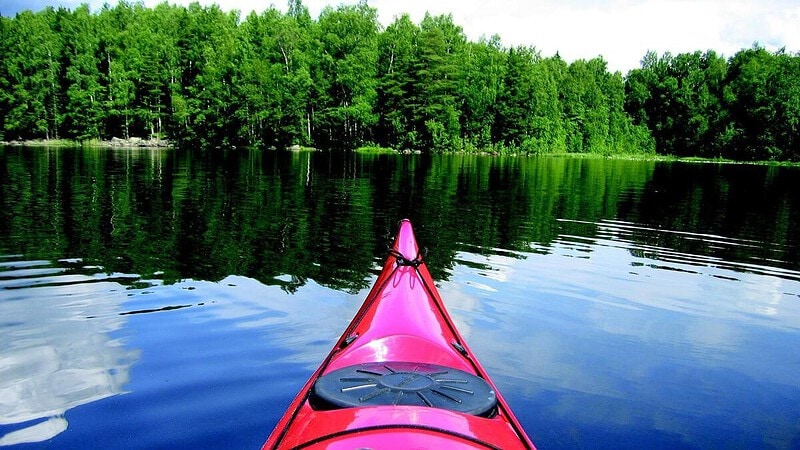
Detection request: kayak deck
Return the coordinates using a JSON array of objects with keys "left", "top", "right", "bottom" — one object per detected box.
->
[
  {"left": 311, "top": 361, "right": 499, "bottom": 416},
  {"left": 263, "top": 220, "right": 535, "bottom": 449}
]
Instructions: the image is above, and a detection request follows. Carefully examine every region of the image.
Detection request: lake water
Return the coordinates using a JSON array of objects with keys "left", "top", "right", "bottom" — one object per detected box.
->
[{"left": 1, "top": 146, "right": 799, "bottom": 449}]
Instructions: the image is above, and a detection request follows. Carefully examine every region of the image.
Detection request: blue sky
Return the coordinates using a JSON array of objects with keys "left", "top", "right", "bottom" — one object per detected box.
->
[{"left": 2, "top": 0, "right": 798, "bottom": 73}]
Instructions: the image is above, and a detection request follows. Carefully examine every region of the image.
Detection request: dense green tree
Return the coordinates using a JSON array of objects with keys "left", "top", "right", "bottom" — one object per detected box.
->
[
  {"left": 2, "top": 8, "right": 63, "bottom": 140},
  {"left": 235, "top": 4, "right": 313, "bottom": 146},
  {"left": 184, "top": 4, "right": 239, "bottom": 147},
  {"left": 560, "top": 58, "right": 614, "bottom": 153},
  {"left": 723, "top": 46, "right": 800, "bottom": 161},
  {"left": 138, "top": 3, "right": 183, "bottom": 140},
  {"left": 625, "top": 50, "right": 727, "bottom": 157},
  {"left": 459, "top": 36, "right": 506, "bottom": 150},
  {"left": 672, "top": 51, "right": 727, "bottom": 157},
  {"left": 0, "top": 15, "right": 11, "bottom": 140},
  {"left": 97, "top": 1, "right": 140, "bottom": 139},
  {"left": 58, "top": 5, "right": 104, "bottom": 141},
  {"left": 495, "top": 47, "right": 565, "bottom": 153},
  {"left": 625, "top": 47, "right": 800, "bottom": 161},
  {"left": 236, "top": 9, "right": 294, "bottom": 146},
  {"left": 313, "top": 1, "right": 379, "bottom": 148},
  {"left": 412, "top": 14, "right": 465, "bottom": 150}
]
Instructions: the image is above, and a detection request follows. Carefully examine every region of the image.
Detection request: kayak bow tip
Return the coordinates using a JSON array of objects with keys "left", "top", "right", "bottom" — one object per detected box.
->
[{"left": 395, "top": 219, "right": 420, "bottom": 263}]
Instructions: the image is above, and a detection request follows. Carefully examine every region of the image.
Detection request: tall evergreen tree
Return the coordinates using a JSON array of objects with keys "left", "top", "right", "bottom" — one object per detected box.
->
[
  {"left": 375, "top": 14, "right": 419, "bottom": 149},
  {"left": 495, "top": 47, "right": 565, "bottom": 153},
  {"left": 413, "top": 13, "right": 465, "bottom": 150}
]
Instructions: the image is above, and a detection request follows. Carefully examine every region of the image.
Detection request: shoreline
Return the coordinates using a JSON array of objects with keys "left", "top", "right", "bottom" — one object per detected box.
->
[
  {"left": 0, "top": 137, "right": 171, "bottom": 148},
  {"left": 2, "top": 139, "right": 797, "bottom": 166}
]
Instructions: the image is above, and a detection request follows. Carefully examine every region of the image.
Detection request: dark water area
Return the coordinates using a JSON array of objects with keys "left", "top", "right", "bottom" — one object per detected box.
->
[{"left": 1, "top": 146, "right": 799, "bottom": 449}]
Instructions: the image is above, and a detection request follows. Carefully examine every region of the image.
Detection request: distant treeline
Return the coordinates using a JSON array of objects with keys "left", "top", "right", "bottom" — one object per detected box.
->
[
  {"left": 0, "top": 1, "right": 797, "bottom": 160},
  {"left": 627, "top": 49, "right": 799, "bottom": 161}
]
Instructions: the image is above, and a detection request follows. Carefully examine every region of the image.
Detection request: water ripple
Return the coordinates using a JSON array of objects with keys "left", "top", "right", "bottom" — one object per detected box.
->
[{"left": 557, "top": 218, "right": 800, "bottom": 281}]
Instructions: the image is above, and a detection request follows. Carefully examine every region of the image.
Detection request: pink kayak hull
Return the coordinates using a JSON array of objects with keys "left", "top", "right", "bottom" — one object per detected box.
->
[{"left": 262, "top": 219, "right": 535, "bottom": 449}]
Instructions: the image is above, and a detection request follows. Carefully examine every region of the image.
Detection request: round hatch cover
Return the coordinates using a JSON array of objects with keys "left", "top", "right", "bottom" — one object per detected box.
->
[{"left": 311, "top": 361, "right": 497, "bottom": 417}]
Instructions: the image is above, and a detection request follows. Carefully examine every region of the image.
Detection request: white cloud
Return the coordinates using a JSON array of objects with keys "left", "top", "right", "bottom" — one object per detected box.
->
[{"left": 2, "top": 0, "right": 797, "bottom": 73}]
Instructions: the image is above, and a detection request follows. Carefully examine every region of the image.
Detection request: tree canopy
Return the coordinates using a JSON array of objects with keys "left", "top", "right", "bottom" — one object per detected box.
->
[{"left": 0, "top": 1, "right": 797, "bottom": 161}]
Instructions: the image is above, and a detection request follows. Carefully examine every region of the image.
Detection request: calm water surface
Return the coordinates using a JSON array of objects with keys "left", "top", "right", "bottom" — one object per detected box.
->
[{"left": 1, "top": 147, "right": 799, "bottom": 449}]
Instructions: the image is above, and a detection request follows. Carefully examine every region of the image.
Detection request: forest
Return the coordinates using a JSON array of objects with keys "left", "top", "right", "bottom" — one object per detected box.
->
[{"left": 0, "top": 0, "right": 798, "bottom": 161}]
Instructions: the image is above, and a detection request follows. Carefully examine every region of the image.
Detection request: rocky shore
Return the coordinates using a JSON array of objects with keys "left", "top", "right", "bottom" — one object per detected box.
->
[
  {"left": 1, "top": 137, "right": 171, "bottom": 148},
  {"left": 100, "top": 137, "right": 171, "bottom": 147}
]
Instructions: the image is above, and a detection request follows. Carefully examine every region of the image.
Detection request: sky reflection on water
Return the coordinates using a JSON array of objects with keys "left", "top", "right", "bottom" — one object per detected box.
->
[
  {"left": 0, "top": 260, "right": 371, "bottom": 448},
  {"left": 439, "top": 219, "right": 800, "bottom": 449}
]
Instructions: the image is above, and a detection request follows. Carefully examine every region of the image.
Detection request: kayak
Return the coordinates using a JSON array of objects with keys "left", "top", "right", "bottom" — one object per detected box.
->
[{"left": 262, "top": 219, "right": 536, "bottom": 449}]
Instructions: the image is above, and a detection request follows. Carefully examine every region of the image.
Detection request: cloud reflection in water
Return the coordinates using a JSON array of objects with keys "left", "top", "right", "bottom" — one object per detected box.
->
[{"left": 0, "top": 259, "right": 139, "bottom": 446}]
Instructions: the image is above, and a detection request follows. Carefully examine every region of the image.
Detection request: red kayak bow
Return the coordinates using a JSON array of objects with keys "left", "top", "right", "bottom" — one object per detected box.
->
[{"left": 263, "top": 219, "right": 535, "bottom": 449}]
